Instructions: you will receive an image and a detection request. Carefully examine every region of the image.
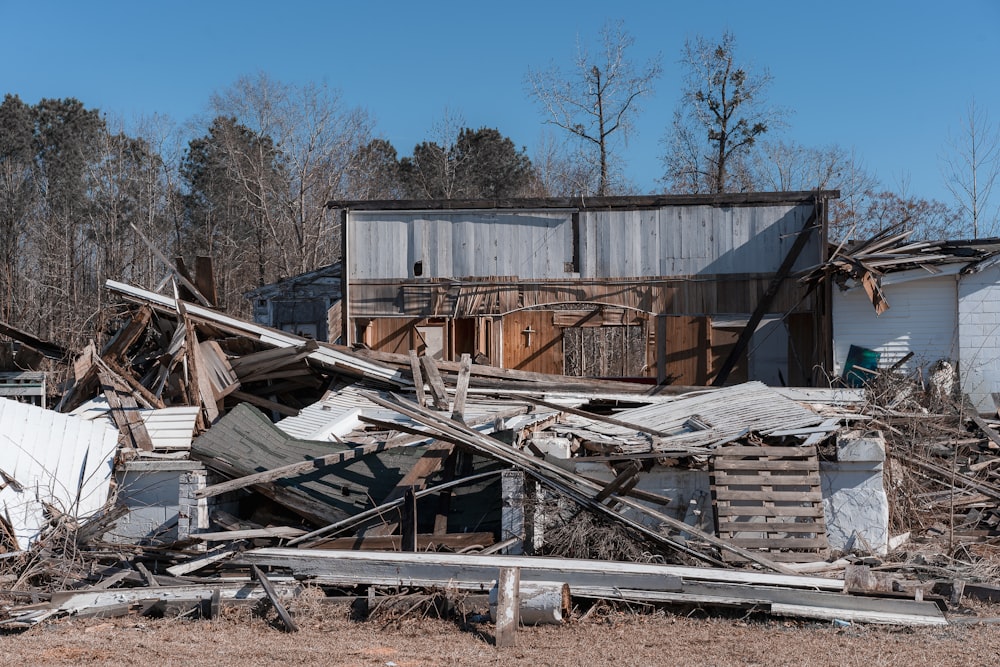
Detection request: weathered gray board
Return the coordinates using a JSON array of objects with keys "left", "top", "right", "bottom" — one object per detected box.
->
[
  {"left": 241, "top": 548, "right": 682, "bottom": 597},
  {"left": 240, "top": 548, "right": 840, "bottom": 592},
  {"left": 239, "top": 549, "right": 946, "bottom": 626}
]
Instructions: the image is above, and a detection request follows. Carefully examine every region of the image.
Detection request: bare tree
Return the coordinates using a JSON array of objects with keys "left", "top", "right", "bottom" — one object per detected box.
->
[
  {"left": 751, "top": 140, "right": 880, "bottom": 240},
  {"left": 526, "top": 130, "right": 599, "bottom": 197},
  {"left": 525, "top": 21, "right": 661, "bottom": 196},
  {"left": 663, "top": 31, "right": 785, "bottom": 194},
  {"left": 941, "top": 98, "right": 1000, "bottom": 238},
  {"left": 208, "top": 73, "right": 376, "bottom": 278}
]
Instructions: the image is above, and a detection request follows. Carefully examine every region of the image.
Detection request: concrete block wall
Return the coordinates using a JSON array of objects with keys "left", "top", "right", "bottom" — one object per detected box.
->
[{"left": 958, "top": 269, "right": 1000, "bottom": 412}]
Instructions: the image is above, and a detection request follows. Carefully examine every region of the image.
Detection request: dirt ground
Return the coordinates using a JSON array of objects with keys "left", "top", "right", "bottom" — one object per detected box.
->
[{"left": 3, "top": 599, "right": 1000, "bottom": 667}]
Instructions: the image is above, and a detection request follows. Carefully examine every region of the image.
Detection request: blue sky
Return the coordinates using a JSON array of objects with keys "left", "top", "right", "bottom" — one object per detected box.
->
[{"left": 3, "top": 0, "right": 999, "bottom": 206}]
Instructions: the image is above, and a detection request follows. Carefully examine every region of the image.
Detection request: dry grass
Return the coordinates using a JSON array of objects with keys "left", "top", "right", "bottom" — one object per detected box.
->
[{"left": 4, "top": 602, "right": 1000, "bottom": 667}]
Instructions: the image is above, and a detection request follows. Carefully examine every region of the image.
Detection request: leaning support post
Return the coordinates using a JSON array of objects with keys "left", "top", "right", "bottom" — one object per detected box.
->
[
  {"left": 713, "top": 204, "right": 820, "bottom": 386},
  {"left": 494, "top": 567, "right": 520, "bottom": 648}
]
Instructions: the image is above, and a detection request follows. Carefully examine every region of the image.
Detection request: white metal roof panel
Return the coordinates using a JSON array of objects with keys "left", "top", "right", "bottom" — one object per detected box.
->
[{"left": 0, "top": 398, "right": 118, "bottom": 549}]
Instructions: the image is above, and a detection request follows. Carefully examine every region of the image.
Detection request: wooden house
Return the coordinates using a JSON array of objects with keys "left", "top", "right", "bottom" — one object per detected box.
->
[{"left": 328, "top": 191, "right": 837, "bottom": 385}]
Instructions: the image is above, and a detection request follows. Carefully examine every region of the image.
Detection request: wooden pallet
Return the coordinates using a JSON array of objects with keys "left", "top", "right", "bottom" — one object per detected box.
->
[{"left": 710, "top": 444, "right": 829, "bottom": 562}]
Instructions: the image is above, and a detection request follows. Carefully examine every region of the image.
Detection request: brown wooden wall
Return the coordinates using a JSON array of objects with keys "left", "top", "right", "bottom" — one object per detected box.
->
[
  {"left": 349, "top": 275, "right": 814, "bottom": 320},
  {"left": 358, "top": 306, "right": 815, "bottom": 386},
  {"left": 501, "top": 310, "right": 565, "bottom": 374}
]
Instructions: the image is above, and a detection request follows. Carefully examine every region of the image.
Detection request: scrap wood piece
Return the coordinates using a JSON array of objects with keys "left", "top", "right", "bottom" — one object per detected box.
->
[
  {"left": 105, "top": 279, "right": 410, "bottom": 387},
  {"left": 41, "top": 581, "right": 303, "bottom": 621},
  {"left": 194, "top": 527, "right": 307, "bottom": 541},
  {"left": 174, "top": 293, "right": 215, "bottom": 427},
  {"left": 0, "top": 319, "right": 69, "bottom": 360},
  {"left": 366, "top": 392, "right": 798, "bottom": 574},
  {"left": 419, "top": 354, "right": 450, "bottom": 410},
  {"left": 451, "top": 353, "right": 472, "bottom": 422},
  {"left": 969, "top": 414, "right": 1000, "bottom": 450},
  {"left": 903, "top": 454, "right": 1000, "bottom": 502},
  {"left": 101, "top": 305, "right": 152, "bottom": 360},
  {"left": 309, "top": 531, "right": 494, "bottom": 551},
  {"left": 228, "top": 390, "right": 300, "bottom": 417},
  {"left": 166, "top": 542, "right": 242, "bottom": 577},
  {"left": 100, "top": 356, "right": 164, "bottom": 409},
  {"left": 96, "top": 366, "right": 154, "bottom": 451},
  {"left": 240, "top": 547, "right": 843, "bottom": 596},
  {"left": 711, "top": 444, "right": 829, "bottom": 562},
  {"left": 594, "top": 461, "right": 642, "bottom": 503},
  {"left": 230, "top": 340, "right": 319, "bottom": 382},
  {"left": 252, "top": 565, "right": 299, "bottom": 632},
  {"left": 198, "top": 339, "right": 240, "bottom": 400},
  {"left": 408, "top": 349, "right": 428, "bottom": 407}
]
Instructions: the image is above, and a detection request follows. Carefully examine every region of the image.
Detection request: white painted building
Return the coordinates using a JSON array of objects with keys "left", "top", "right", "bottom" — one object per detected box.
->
[{"left": 832, "top": 247, "right": 1000, "bottom": 413}]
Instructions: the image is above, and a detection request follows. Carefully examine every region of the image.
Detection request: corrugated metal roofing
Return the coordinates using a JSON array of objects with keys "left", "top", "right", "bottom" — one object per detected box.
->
[
  {"left": 0, "top": 398, "right": 118, "bottom": 549},
  {"left": 275, "top": 385, "right": 553, "bottom": 442},
  {"left": 70, "top": 398, "right": 199, "bottom": 450},
  {"left": 607, "top": 382, "right": 826, "bottom": 449}
]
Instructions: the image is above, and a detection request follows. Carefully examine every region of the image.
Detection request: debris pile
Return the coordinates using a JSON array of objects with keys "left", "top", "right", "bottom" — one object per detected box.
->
[{"left": 2, "top": 278, "right": 1000, "bottom": 638}]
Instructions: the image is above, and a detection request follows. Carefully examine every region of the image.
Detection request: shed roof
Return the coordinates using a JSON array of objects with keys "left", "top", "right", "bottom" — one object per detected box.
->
[{"left": 328, "top": 190, "right": 840, "bottom": 212}]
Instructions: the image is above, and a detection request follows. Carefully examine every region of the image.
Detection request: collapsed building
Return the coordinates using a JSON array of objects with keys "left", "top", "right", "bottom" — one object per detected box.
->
[{"left": 2, "top": 192, "right": 999, "bottom": 633}]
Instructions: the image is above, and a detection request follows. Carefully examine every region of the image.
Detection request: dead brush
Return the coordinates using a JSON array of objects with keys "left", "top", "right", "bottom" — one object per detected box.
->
[
  {"left": 542, "top": 508, "right": 663, "bottom": 563},
  {"left": 363, "top": 588, "right": 463, "bottom": 628}
]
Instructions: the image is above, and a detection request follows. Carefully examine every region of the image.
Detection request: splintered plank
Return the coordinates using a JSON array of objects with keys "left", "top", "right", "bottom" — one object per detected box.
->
[
  {"left": 97, "top": 367, "right": 154, "bottom": 451},
  {"left": 711, "top": 443, "right": 828, "bottom": 563}
]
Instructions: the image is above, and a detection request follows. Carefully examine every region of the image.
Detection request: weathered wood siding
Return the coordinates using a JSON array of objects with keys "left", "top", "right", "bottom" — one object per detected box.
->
[
  {"left": 342, "top": 195, "right": 829, "bottom": 382},
  {"left": 578, "top": 205, "right": 819, "bottom": 277},
  {"left": 350, "top": 211, "right": 574, "bottom": 280},
  {"left": 349, "top": 203, "right": 819, "bottom": 282}
]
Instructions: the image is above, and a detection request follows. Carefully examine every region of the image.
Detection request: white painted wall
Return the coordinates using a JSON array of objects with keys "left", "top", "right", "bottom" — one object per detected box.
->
[
  {"left": 832, "top": 273, "right": 959, "bottom": 378},
  {"left": 958, "top": 265, "right": 1000, "bottom": 412}
]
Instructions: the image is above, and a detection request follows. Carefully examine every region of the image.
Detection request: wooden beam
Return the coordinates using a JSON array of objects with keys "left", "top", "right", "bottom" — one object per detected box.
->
[
  {"left": 451, "top": 353, "right": 472, "bottom": 422},
  {"left": 309, "top": 532, "right": 494, "bottom": 551},
  {"left": 419, "top": 355, "right": 450, "bottom": 409},
  {"left": 227, "top": 390, "right": 300, "bottom": 418},
  {"left": 408, "top": 350, "right": 427, "bottom": 408},
  {"left": 252, "top": 565, "right": 299, "bottom": 632},
  {"left": 130, "top": 222, "right": 213, "bottom": 307},
  {"left": 595, "top": 461, "right": 642, "bottom": 503},
  {"left": 97, "top": 367, "right": 154, "bottom": 451}
]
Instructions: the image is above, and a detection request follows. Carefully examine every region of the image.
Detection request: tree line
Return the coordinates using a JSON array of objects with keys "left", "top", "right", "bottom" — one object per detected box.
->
[{"left": 1, "top": 25, "right": 996, "bottom": 353}]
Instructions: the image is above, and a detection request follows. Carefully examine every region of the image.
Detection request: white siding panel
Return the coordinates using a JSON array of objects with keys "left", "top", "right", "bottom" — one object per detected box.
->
[
  {"left": 0, "top": 398, "right": 117, "bottom": 548},
  {"left": 833, "top": 275, "right": 959, "bottom": 377},
  {"left": 958, "top": 267, "right": 1000, "bottom": 412}
]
